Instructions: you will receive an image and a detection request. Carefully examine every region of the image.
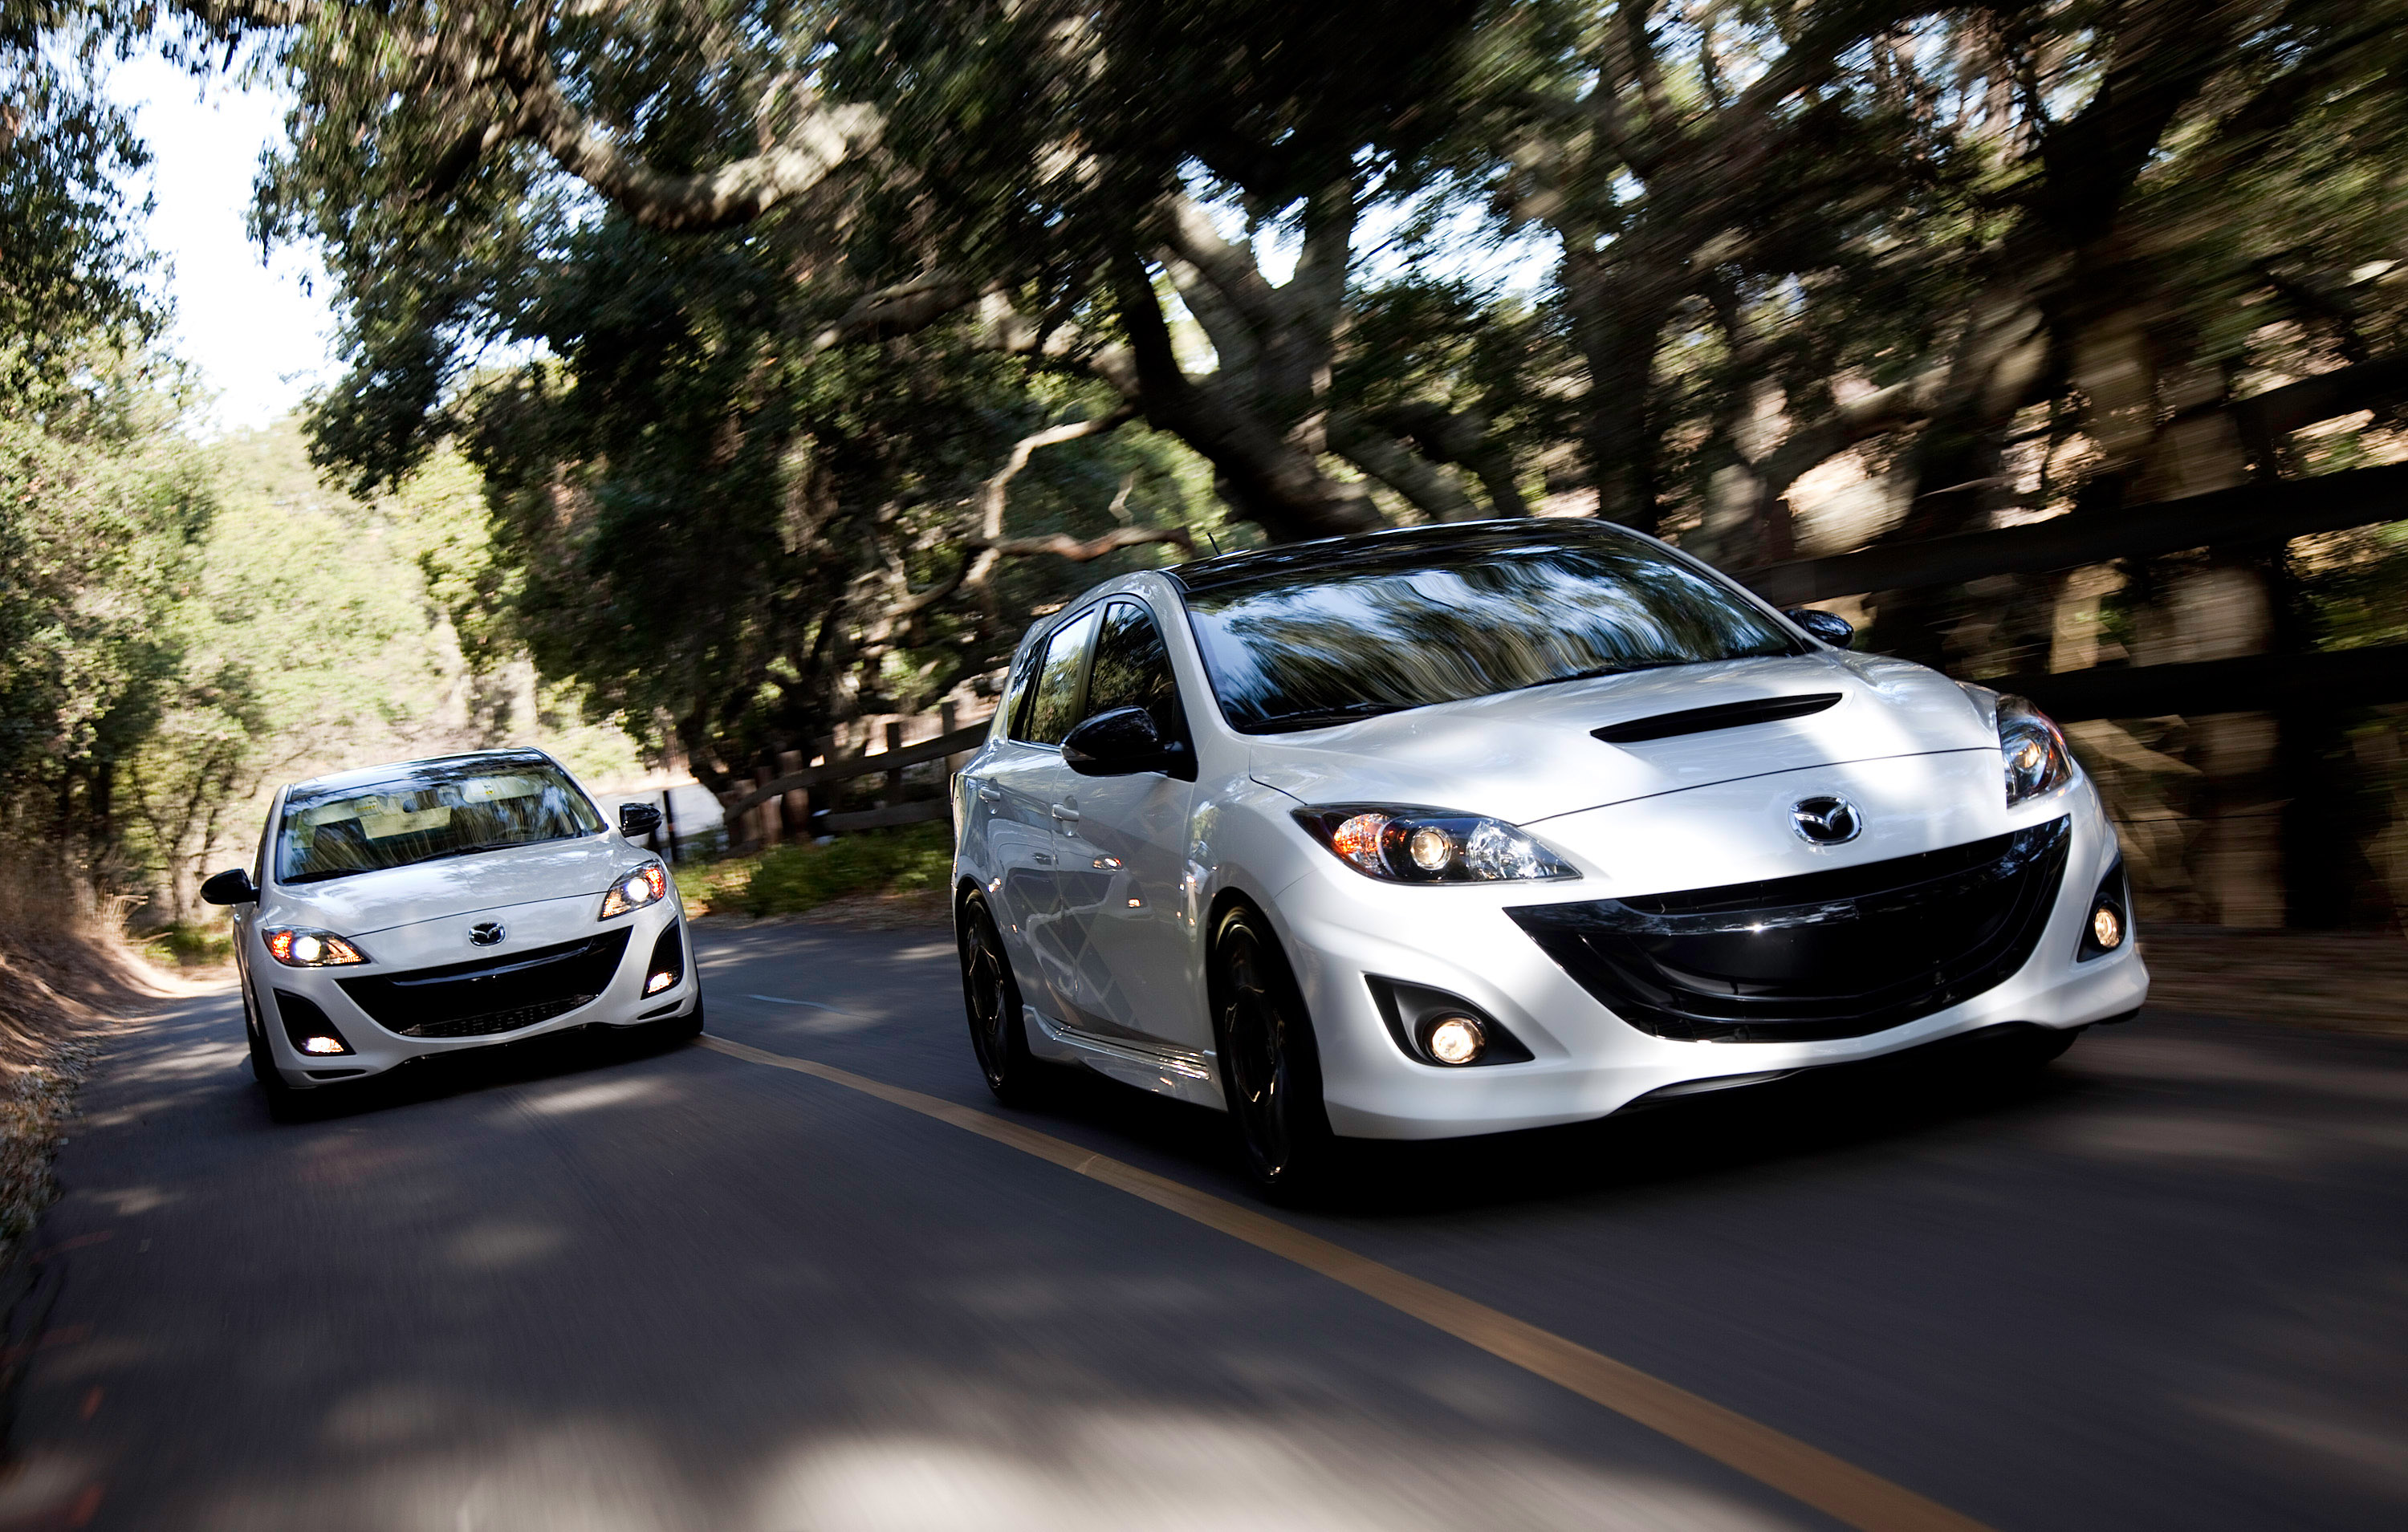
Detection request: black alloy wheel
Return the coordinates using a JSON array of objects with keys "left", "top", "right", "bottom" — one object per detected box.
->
[
  {"left": 1210, "top": 904, "right": 1335, "bottom": 1196},
  {"left": 960, "top": 895, "right": 1045, "bottom": 1103}
]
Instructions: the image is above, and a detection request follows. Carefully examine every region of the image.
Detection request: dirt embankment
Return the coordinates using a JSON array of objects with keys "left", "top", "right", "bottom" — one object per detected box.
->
[{"left": 0, "top": 871, "right": 180, "bottom": 1266}]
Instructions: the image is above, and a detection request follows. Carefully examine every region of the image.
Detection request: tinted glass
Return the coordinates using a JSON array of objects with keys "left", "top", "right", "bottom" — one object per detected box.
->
[
  {"left": 1018, "top": 606, "right": 1100, "bottom": 745},
  {"left": 1085, "top": 601, "right": 1187, "bottom": 743},
  {"left": 1178, "top": 527, "right": 1802, "bottom": 733},
  {"left": 275, "top": 754, "right": 604, "bottom": 884},
  {"left": 998, "top": 643, "right": 1040, "bottom": 741}
]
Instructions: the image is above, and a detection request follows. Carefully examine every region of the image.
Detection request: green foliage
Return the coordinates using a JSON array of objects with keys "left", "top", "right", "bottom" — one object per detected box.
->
[
  {"left": 140, "top": 920, "right": 232, "bottom": 968},
  {"left": 0, "top": 355, "right": 214, "bottom": 851},
  {"left": 0, "top": 0, "right": 161, "bottom": 404},
  {"left": 120, "top": 421, "right": 464, "bottom": 916},
  {"left": 702, "top": 823, "right": 955, "bottom": 918}
]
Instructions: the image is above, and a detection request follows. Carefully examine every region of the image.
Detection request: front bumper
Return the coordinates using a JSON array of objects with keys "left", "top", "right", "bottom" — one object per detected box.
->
[
  {"left": 254, "top": 900, "right": 698, "bottom": 1088},
  {"left": 1263, "top": 768, "right": 2147, "bottom": 1141}
]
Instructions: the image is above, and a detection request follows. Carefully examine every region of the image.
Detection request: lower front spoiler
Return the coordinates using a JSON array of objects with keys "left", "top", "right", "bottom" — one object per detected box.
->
[
  {"left": 271, "top": 986, "right": 702, "bottom": 1091},
  {"left": 1610, "top": 1016, "right": 2126, "bottom": 1115}
]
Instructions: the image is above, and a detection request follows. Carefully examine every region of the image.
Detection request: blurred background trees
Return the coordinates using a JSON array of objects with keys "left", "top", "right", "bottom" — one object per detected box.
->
[{"left": 7, "top": 0, "right": 2407, "bottom": 929}]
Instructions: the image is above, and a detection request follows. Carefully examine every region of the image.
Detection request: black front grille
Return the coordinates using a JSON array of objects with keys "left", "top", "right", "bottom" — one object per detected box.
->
[
  {"left": 340, "top": 929, "right": 633, "bottom": 1039},
  {"left": 1508, "top": 817, "right": 2071, "bottom": 1042}
]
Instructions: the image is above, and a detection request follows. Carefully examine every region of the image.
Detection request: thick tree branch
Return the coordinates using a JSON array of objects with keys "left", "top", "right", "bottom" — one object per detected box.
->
[
  {"left": 1153, "top": 196, "right": 1287, "bottom": 335},
  {"left": 970, "top": 527, "right": 1193, "bottom": 562},
  {"left": 934, "top": 408, "right": 1141, "bottom": 612},
  {"left": 490, "top": 25, "right": 882, "bottom": 234},
  {"left": 1362, "top": 403, "right": 1530, "bottom": 517},
  {"left": 809, "top": 275, "right": 984, "bottom": 352},
  {"left": 1328, "top": 413, "right": 1482, "bottom": 522}
]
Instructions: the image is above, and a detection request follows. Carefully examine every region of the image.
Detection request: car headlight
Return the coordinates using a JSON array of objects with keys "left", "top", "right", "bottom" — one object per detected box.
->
[
  {"left": 1293, "top": 806, "right": 1576, "bottom": 884},
  {"left": 263, "top": 928, "right": 370, "bottom": 967},
  {"left": 1997, "top": 694, "right": 2073, "bottom": 807},
  {"left": 599, "top": 862, "right": 669, "bottom": 920}
]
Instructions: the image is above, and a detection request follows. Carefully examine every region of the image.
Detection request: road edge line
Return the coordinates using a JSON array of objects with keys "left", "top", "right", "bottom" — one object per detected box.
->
[{"left": 698, "top": 1034, "right": 1994, "bottom": 1532}]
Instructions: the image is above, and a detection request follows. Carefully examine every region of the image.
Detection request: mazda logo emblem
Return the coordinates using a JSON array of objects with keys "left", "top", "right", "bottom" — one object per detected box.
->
[
  {"left": 469, "top": 921, "right": 507, "bottom": 947},
  {"left": 1791, "top": 796, "right": 1862, "bottom": 846}
]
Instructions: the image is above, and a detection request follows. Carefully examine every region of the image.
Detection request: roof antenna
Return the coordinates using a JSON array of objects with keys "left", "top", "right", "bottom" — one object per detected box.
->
[{"left": 1203, "top": 527, "right": 1223, "bottom": 555}]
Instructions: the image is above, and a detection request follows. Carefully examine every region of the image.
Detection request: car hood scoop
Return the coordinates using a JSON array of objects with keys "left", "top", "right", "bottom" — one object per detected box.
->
[
  {"left": 273, "top": 836, "right": 637, "bottom": 935},
  {"left": 1590, "top": 692, "right": 1841, "bottom": 744},
  {"left": 1248, "top": 652, "right": 1996, "bottom": 824}
]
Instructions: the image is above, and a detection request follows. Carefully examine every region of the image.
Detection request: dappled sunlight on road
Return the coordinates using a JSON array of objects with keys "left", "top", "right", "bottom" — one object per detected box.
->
[
  {"left": 514, "top": 1078, "right": 677, "bottom": 1119},
  {"left": 750, "top": 1410, "right": 1804, "bottom": 1532},
  {"left": 10, "top": 925, "right": 2405, "bottom": 1531}
]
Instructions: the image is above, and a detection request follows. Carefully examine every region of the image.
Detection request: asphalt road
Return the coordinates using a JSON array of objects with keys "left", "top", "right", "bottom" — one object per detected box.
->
[{"left": 2, "top": 920, "right": 2402, "bottom": 1530}]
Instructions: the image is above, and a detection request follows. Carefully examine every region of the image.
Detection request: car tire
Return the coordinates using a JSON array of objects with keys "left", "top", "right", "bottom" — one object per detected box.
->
[
  {"left": 2017, "top": 1026, "right": 2081, "bottom": 1067},
  {"left": 661, "top": 992, "right": 706, "bottom": 1042},
  {"left": 241, "top": 983, "right": 270, "bottom": 1083},
  {"left": 255, "top": 1050, "right": 305, "bottom": 1122},
  {"left": 1210, "top": 902, "right": 1336, "bottom": 1197},
  {"left": 959, "top": 894, "right": 1048, "bottom": 1105}
]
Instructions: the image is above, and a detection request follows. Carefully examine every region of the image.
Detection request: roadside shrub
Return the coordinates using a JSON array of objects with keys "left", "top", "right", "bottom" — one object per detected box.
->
[
  {"left": 718, "top": 823, "right": 954, "bottom": 917},
  {"left": 140, "top": 920, "right": 234, "bottom": 968}
]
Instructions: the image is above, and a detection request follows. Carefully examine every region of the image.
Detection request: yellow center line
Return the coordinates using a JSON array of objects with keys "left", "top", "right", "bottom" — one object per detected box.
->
[{"left": 698, "top": 1033, "right": 1995, "bottom": 1532}]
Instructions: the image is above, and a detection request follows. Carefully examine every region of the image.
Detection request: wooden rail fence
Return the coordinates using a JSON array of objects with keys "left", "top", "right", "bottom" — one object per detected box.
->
[
  {"left": 717, "top": 359, "right": 2404, "bottom": 881},
  {"left": 718, "top": 719, "right": 992, "bottom": 844}
]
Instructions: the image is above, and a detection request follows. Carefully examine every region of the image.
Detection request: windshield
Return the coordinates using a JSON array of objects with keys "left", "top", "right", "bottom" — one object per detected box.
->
[
  {"left": 275, "top": 754, "right": 604, "bottom": 885},
  {"left": 1176, "top": 526, "right": 1804, "bottom": 733}
]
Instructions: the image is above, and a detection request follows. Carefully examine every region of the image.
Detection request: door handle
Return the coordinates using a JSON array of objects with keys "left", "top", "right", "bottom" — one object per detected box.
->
[
  {"left": 1050, "top": 804, "right": 1080, "bottom": 823},
  {"left": 1032, "top": 851, "right": 1056, "bottom": 865}
]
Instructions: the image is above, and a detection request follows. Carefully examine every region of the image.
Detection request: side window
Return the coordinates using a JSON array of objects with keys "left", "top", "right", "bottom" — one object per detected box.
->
[
  {"left": 1015, "top": 606, "right": 1100, "bottom": 746},
  {"left": 997, "top": 644, "right": 1040, "bottom": 742},
  {"left": 1086, "top": 600, "right": 1188, "bottom": 744}
]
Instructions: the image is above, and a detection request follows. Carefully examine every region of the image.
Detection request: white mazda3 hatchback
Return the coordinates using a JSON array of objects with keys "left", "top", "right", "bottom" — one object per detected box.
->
[
  {"left": 201, "top": 749, "right": 699, "bottom": 1115},
  {"left": 951, "top": 520, "right": 2146, "bottom": 1191}
]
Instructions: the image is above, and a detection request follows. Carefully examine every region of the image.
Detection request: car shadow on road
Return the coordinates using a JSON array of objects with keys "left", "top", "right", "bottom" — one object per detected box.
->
[
  {"left": 1012, "top": 1026, "right": 2100, "bottom": 1219},
  {"left": 255, "top": 1022, "right": 700, "bottom": 1125}
]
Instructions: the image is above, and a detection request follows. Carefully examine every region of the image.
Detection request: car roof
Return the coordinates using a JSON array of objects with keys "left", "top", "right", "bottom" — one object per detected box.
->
[
  {"left": 285, "top": 748, "right": 563, "bottom": 798},
  {"left": 1163, "top": 517, "right": 1644, "bottom": 596}
]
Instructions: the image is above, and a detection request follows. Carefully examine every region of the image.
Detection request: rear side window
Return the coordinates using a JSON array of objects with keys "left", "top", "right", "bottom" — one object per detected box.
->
[
  {"left": 1085, "top": 600, "right": 1188, "bottom": 746},
  {"left": 1015, "top": 606, "right": 1100, "bottom": 746}
]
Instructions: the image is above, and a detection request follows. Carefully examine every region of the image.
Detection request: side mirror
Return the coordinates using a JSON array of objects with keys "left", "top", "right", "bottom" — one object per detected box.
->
[
  {"left": 200, "top": 868, "right": 258, "bottom": 906},
  {"left": 619, "top": 802, "right": 663, "bottom": 839},
  {"left": 1785, "top": 608, "right": 1854, "bottom": 648},
  {"left": 1063, "top": 707, "right": 1187, "bottom": 778}
]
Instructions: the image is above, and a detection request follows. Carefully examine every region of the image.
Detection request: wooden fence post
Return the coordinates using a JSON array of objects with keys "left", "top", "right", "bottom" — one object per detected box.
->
[
  {"left": 754, "top": 766, "right": 778, "bottom": 849},
  {"left": 777, "top": 750, "right": 806, "bottom": 843}
]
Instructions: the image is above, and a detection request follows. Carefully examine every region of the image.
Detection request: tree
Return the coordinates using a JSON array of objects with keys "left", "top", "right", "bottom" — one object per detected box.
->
[{"left": 1, "top": 0, "right": 159, "bottom": 402}]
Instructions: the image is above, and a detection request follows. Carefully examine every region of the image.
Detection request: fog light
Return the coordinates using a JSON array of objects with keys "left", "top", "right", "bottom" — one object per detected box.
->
[
  {"left": 1424, "top": 1014, "right": 1486, "bottom": 1066},
  {"left": 645, "top": 970, "right": 675, "bottom": 995},
  {"left": 2091, "top": 904, "right": 2122, "bottom": 950},
  {"left": 301, "top": 1035, "right": 348, "bottom": 1055}
]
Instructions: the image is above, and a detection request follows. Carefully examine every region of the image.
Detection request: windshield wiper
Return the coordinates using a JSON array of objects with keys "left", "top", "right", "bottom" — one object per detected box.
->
[
  {"left": 1245, "top": 701, "right": 1418, "bottom": 733},
  {"left": 418, "top": 839, "right": 543, "bottom": 864},
  {"left": 284, "top": 867, "right": 370, "bottom": 885},
  {"left": 1536, "top": 657, "right": 1697, "bottom": 688}
]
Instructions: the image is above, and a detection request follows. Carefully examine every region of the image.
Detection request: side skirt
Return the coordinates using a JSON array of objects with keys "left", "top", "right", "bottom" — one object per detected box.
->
[{"left": 1024, "top": 1006, "right": 1225, "bottom": 1110}]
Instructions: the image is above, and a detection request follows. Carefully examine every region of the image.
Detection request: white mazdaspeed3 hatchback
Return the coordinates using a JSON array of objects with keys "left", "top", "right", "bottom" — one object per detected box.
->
[
  {"left": 951, "top": 520, "right": 2146, "bottom": 1192},
  {"left": 201, "top": 749, "right": 700, "bottom": 1116}
]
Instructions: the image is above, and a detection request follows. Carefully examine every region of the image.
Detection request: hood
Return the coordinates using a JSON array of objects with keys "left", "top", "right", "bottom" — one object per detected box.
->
[
  {"left": 268, "top": 835, "right": 641, "bottom": 936},
  {"left": 1247, "top": 652, "right": 1996, "bottom": 825}
]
